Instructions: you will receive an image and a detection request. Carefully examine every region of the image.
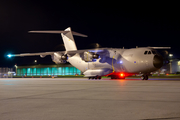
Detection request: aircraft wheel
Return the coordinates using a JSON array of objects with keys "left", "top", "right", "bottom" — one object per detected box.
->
[
  {"left": 141, "top": 75, "right": 145, "bottom": 80},
  {"left": 141, "top": 75, "right": 148, "bottom": 80},
  {"left": 95, "top": 75, "right": 98, "bottom": 80},
  {"left": 95, "top": 76, "right": 101, "bottom": 80}
]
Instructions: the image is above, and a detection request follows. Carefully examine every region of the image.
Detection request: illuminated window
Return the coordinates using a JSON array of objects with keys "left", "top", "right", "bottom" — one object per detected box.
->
[
  {"left": 27, "top": 68, "right": 31, "bottom": 76},
  {"left": 69, "top": 67, "right": 74, "bottom": 75},
  {"left": 52, "top": 67, "right": 57, "bottom": 75},
  {"left": 32, "top": 68, "right": 36, "bottom": 76},
  {"left": 58, "top": 67, "right": 62, "bottom": 75},
  {"left": 74, "top": 67, "right": 77, "bottom": 74},
  {"left": 48, "top": 67, "right": 52, "bottom": 75},
  {"left": 77, "top": 69, "right": 81, "bottom": 75},
  {"left": 37, "top": 68, "right": 40, "bottom": 76},
  {"left": 178, "top": 61, "right": 180, "bottom": 66},
  {"left": 64, "top": 67, "right": 69, "bottom": 75},
  {"left": 43, "top": 68, "right": 47, "bottom": 75},
  {"left": 23, "top": 68, "right": 26, "bottom": 75},
  {"left": 41, "top": 68, "right": 44, "bottom": 76}
]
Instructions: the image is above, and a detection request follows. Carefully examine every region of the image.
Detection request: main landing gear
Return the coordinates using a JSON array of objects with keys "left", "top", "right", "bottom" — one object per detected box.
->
[
  {"left": 141, "top": 74, "right": 148, "bottom": 80},
  {"left": 89, "top": 76, "right": 102, "bottom": 80}
]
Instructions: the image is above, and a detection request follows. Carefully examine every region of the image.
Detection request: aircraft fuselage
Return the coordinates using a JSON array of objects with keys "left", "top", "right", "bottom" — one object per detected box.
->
[{"left": 67, "top": 47, "right": 163, "bottom": 77}]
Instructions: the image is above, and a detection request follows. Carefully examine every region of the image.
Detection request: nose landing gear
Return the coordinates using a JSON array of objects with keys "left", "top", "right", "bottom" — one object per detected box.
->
[{"left": 141, "top": 74, "right": 148, "bottom": 80}]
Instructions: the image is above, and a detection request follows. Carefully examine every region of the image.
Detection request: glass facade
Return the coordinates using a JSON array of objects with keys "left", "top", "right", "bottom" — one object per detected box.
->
[{"left": 16, "top": 67, "right": 81, "bottom": 76}]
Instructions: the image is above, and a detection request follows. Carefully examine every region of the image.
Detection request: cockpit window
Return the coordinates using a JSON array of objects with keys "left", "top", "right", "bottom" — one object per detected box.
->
[
  {"left": 144, "top": 51, "right": 148, "bottom": 54},
  {"left": 152, "top": 50, "right": 156, "bottom": 54},
  {"left": 148, "top": 51, "right": 151, "bottom": 54}
]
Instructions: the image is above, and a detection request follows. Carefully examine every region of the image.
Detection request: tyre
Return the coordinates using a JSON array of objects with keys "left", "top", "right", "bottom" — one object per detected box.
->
[
  {"left": 141, "top": 75, "right": 145, "bottom": 80},
  {"left": 145, "top": 75, "right": 148, "bottom": 80}
]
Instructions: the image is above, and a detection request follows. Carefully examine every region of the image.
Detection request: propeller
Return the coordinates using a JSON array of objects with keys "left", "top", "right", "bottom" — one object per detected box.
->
[
  {"left": 159, "top": 50, "right": 170, "bottom": 65},
  {"left": 87, "top": 43, "right": 102, "bottom": 54},
  {"left": 87, "top": 43, "right": 102, "bottom": 49}
]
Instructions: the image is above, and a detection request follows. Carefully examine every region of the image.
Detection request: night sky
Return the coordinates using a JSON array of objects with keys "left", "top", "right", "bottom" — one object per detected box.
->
[{"left": 0, "top": 1, "right": 180, "bottom": 67}]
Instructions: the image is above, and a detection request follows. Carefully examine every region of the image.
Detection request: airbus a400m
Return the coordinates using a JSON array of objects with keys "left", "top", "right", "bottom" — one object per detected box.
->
[{"left": 8, "top": 27, "right": 169, "bottom": 80}]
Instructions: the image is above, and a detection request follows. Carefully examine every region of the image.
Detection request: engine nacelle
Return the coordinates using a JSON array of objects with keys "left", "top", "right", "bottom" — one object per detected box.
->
[
  {"left": 83, "top": 52, "right": 99, "bottom": 62},
  {"left": 51, "top": 53, "right": 67, "bottom": 64},
  {"left": 40, "top": 55, "right": 46, "bottom": 58},
  {"left": 92, "top": 53, "right": 99, "bottom": 59},
  {"left": 83, "top": 68, "right": 113, "bottom": 77}
]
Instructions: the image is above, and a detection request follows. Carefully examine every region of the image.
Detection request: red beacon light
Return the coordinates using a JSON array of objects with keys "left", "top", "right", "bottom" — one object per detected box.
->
[{"left": 120, "top": 73, "right": 125, "bottom": 77}]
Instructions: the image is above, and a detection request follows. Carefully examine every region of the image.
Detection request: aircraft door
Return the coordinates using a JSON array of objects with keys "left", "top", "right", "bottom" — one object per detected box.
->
[{"left": 112, "top": 51, "right": 121, "bottom": 72}]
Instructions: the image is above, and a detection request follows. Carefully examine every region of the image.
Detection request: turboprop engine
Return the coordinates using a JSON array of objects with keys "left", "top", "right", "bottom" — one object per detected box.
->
[
  {"left": 83, "top": 51, "right": 99, "bottom": 62},
  {"left": 51, "top": 53, "right": 68, "bottom": 64},
  {"left": 83, "top": 68, "right": 113, "bottom": 77}
]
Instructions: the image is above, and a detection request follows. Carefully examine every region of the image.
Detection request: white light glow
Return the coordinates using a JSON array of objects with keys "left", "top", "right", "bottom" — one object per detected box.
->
[
  {"left": 178, "top": 61, "right": 180, "bottom": 66},
  {"left": 169, "top": 54, "right": 173, "bottom": 57},
  {"left": 7, "top": 54, "right": 12, "bottom": 58},
  {"left": 119, "top": 61, "right": 123, "bottom": 64}
]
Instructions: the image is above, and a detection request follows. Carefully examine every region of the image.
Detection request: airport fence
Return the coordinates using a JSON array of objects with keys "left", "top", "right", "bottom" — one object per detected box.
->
[{"left": 0, "top": 67, "right": 14, "bottom": 78}]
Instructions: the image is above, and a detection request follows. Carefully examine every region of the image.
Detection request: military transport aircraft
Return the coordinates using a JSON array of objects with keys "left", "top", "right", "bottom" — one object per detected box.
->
[{"left": 8, "top": 27, "right": 170, "bottom": 80}]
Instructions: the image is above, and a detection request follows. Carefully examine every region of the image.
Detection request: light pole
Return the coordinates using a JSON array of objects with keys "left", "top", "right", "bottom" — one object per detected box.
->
[
  {"left": 14, "top": 64, "right": 17, "bottom": 76},
  {"left": 169, "top": 54, "right": 173, "bottom": 57},
  {"left": 169, "top": 54, "right": 173, "bottom": 74}
]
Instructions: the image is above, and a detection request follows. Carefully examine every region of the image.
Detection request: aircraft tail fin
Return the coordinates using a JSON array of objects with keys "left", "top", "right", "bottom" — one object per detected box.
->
[
  {"left": 61, "top": 27, "right": 77, "bottom": 51},
  {"left": 29, "top": 27, "right": 87, "bottom": 51}
]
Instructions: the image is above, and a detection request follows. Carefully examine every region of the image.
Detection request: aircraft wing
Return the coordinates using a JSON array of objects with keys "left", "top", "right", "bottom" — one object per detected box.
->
[
  {"left": 147, "top": 47, "right": 171, "bottom": 49},
  {"left": 11, "top": 52, "right": 55, "bottom": 57},
  {"left": 7, "top": 48, "right": 109, "bottom": 57}
]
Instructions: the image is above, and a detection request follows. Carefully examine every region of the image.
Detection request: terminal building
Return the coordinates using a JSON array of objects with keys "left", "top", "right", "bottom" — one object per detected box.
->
[
  {"left": 13, "top": 59, "right": 180, "bottom": 76},
  {"left": 16, "top": 63, "right": 82, "bottom": 76},
  {"left": 160, "top": 59, "right": 180, "bottom": 74}
]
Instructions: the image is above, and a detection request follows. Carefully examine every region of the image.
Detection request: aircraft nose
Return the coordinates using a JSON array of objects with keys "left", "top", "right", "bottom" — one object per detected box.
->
[{"left": 153, "top": 55, "right": 163, "bottom": 69}]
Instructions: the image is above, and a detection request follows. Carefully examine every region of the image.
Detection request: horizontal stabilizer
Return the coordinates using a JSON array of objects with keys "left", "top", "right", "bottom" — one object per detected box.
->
[
  {"left": 71, "top": 31, "right": 87, "bottom": 37},
  {"left": 28, "top": 30, "right": 88, "bottom": 37}
]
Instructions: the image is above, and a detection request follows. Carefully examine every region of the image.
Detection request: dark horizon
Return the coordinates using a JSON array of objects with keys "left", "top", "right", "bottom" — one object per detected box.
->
[{"left": 0, "top": 1, "right": 179, "bottom": 67}]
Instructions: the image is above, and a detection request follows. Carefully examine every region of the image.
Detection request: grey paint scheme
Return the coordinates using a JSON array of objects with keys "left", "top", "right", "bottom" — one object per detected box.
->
[
  {"left": 11, "top": 27, "right": 162, "bottom": 77},
  {"left": 67, "top": 47, "right": 158, "bottom": 77}
]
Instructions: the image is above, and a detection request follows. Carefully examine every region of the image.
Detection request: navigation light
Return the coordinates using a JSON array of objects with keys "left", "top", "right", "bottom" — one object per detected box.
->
[{"left": 7, "top": 54, "right": 12, "bottom": 58}]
